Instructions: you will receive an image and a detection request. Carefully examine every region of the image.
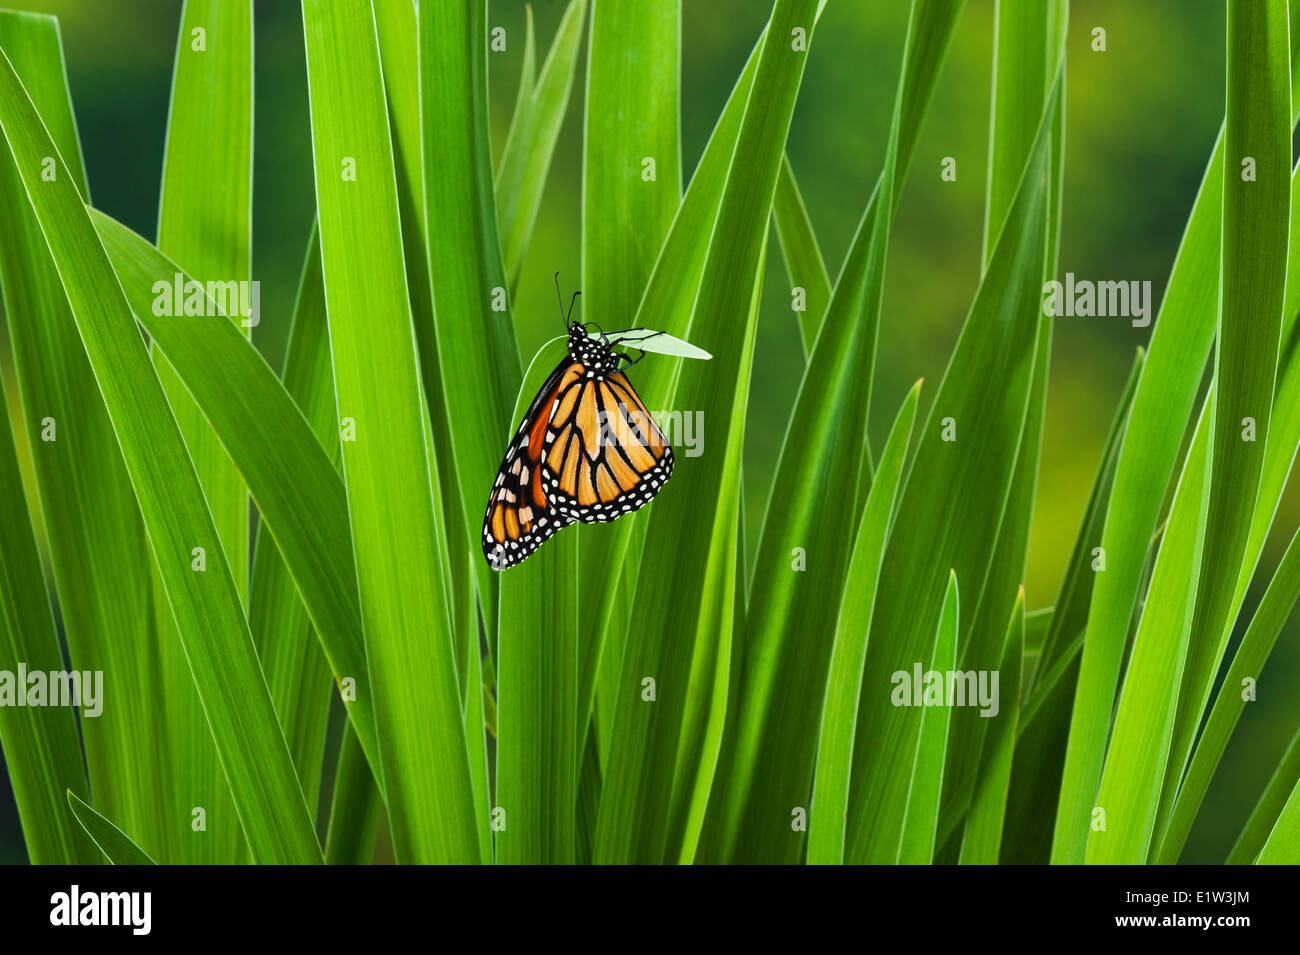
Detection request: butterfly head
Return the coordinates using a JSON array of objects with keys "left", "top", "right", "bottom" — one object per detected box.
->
[
  {"left": 555, "top": 273, "right": 620, "bottom": 373},
  {"left": 568, "top": 322, "right": 619, "bottom": 374}
]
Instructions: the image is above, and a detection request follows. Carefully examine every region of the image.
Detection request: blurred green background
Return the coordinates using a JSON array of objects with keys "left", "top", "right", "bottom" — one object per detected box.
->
[{"left": 1, "top": 0, "right": 1296, "bottom": 864}]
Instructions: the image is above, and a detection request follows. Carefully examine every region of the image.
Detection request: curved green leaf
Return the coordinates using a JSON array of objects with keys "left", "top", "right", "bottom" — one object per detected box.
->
[
  {"left": 0, "top": 45, "right": 321, "bottom": 864},
  {"left": 67, "top": 792, "right": 156, "bottom": 865},
  {"left": 90, "top": 209, "right": 382, "bottom": 793},
  {"left": 0, "top": 9, "right": 161, "bottom": 860},
  {"left": 0, "top": 378, "right": 98, "bottom": 864},
  {"left": 808, "top": 381, "right": 920, "bottom": 864}
]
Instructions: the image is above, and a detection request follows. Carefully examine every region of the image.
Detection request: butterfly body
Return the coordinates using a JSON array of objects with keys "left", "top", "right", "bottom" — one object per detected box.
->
[{"left": 482, "top": 322, "right": 673, "bottom": 570}]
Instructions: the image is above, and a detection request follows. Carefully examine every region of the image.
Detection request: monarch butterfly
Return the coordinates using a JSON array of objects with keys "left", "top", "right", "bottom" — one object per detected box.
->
[{"left": 482, "top": 277, "right": 674, "bottom": 570}]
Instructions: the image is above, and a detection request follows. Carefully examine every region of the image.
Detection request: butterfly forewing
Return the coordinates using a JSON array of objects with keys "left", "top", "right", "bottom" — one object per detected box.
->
[{"left": 541, "top": 368, "right": 673, "bottom": 524}]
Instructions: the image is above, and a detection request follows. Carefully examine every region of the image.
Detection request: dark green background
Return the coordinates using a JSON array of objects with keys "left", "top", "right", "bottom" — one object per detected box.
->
[{"left": 1, "top": 0, "right": 1295, "bottom": 864}]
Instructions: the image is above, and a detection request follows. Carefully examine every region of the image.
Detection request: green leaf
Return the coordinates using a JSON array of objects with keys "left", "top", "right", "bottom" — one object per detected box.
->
[
  {"left": 807, "top": 381, "right": 920, "bottom": 864},
  {"left": 1257, "top": 770, "right": 1300, "bottom": 863},
  {"left": 324, "top": 725, "right": 382, "bottom": 865},
  {"left": 421, "top": 0, "right": 523, "bottom": 646},
  {"left": 500, "top": 4, "right": 536, "bottom": 185},
  {"left": 1056, "top": 5, "right": 1300, "bottom": 864},
  {"left": 600, "top": 329, "right": 710, "bottom": 360},
  {"left": 1230, "top": 724, "right": 1300, "bottom": 863},
  {"left": 302, "top": 0, "right": 477, "bottom": 863},
  {"left": 1162, "top": 0, "right": 1292, "bottom": 855},
  {"left": 374, "top": 0, "right": 474, "bottom": 704},
  {"left": 772, "top": 153, "right": 830, "bottom": 355},
  {"left": 0, "top": 376, "right": 98, "bottom": 864},
  {"left": 497, "top": 0, "right": 587, "bottom": 291},
  {"left": 844, "top": 74, "right": 1058, "bottom": 866},
  {"left": 1191, "top": 160, "right": 1300, "bottom": 841},
  {"left": 155, "top": 0, "right": 252, "bottom": 602},
  {"left": 90, "top": 209, "right": 383, "bottom": 792},
  {"left": 577, "top": 0, "right": 682, "bottom": 781},
  {"left": 1087, "top": 400, "right": 1211, "bottom": 862},
  {"left": 1031, "top": 349, "right": 1144, "bottom": 687},
  {"left": 981, "top": 0, "right": 1064, "bottom": 266},
  {"left": 1023, "top": 606, "right": 1052, "bottom": 655},
  {"left": 897, "top": 570, "right": 959, "bottom": 864},
  {"left": 583, "top": 4, "right": 772, "bottom": 786},
  {"left": 940, "top": 0, "right": 1065, "bottom": 848},
  {"left": 1155, "top": 103, "right": 1300, "bottom": 857},
  {"left": 1154, "top": 520, "right": 1300, "bottom": 862},
  {"left": 67, "top": 792, "right": 157, "bottom": 865},
  {"left": 462, "top": 633, "right": 493, "bottom": 864},
  {"left": 0, "top": 9, "right": 162, "bottom": 860},
  {"left": 702, "top": 0, "right": 963, "bottom": 865},
  {"left": 998, "top": 349, "right": 1142, "bottom": 863},
  {"left": 247, "top": 223, "right": 336, "bottom": 817},
  {"left": 594, "top": 0, "right": 819, "bottom": 864},
  {"left": 667, "top": 259, "right": 766, "bottom": 863},
  {"left": 495, "top": 338, "right": 579, "bottom": 864},
  {"left": 0, "top": 46, "right": 321, "bottom": 864},
  {"left": 958, "top": 589, "right": 1024, "bottom": 864},
  {"left": 153, "top": 1, "right": 254, "bottom": 862}
]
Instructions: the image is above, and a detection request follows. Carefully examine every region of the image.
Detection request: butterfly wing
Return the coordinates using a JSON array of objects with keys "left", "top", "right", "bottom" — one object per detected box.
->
[
  {"left": 542, "top": 367, "right": 674, "bottom": 524},
  {"left": 482, "top": 358, "right": 582, "bottom": 570}
]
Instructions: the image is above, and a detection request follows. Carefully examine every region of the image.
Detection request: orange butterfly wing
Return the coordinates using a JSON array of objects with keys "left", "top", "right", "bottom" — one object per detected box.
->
[
  {"left": 481, "top": 361, "right": 583, "bottom": 569},
  {"left": 542, "top": 368, "right": 673, "bottom": 524}
]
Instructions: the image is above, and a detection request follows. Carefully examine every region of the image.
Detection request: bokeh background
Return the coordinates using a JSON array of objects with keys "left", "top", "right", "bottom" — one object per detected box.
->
[{"left": 1, "top": 0, "right": 1295, "bottom": 864}]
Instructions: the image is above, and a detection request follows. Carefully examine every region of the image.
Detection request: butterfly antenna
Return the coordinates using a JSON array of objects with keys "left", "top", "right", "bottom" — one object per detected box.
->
[
  {"left": 567, "top": 290, "right": 582, "bottom": 326},
  {"left": 555, "top": 271, "right": 568, "bottom": 330}
]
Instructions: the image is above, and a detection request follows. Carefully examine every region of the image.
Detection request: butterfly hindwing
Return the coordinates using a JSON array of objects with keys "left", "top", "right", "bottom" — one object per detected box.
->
[{"left": 481, "top": 359, "right": 577, "bottom": 570}]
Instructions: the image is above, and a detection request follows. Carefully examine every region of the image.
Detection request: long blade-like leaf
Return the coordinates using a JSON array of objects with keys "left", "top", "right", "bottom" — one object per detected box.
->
[
  {"left": 576, "top": 0, "right": 682, "bottom": 809},
  {"left": 702, "top": 0, "right": 963, "bottom": 865},
  {"left": 897, "top": 571, "right": 959, "bottom": 864},
  {"left": 1160, "top": 0, "right": 1292, "bottom": 858},
  {"left": 91, "top": 209, "right": 383, "bottom": 792},
  {"left": 1087, "top": 400, "right": 1211, "bottom": 862},
  {"left": 594, "top": 0, "right": 819, "bottom": 864},
  {"left": 940, "top": 0, "right": 1065, "bottom": 848},
  {"left": 153, "top": 0, "right": 254, "bottom": 862},
  {"left": 844, "top": 74, "right": 1058, "bottom": 865},
  {"left": 958, "top": 589, "right": 1024, "bottom": 864},
  {"left": 302, "top": 0, "right": 479, "bottom": 863},
  {"left": 1056, "top": 0, "right": 1300, "bottom": 864},
  {"left": 0, "top": 377, "right": 98, "bottom": 864},
  {"left": 247, "top": 223, "right": 336, "bottom": 817},
  {"left": 496, "top": 338, "right": 579, "bottom": 864},
  {"left": 1230, "top": 724, "right": 1300, "bottom": 863},
  {"left": 421, "top": 0, "right": 523, "bottom": 645},
  {"left": 0, "top": 46, "right": 321, "bottom": 864},
  {"left": 1155, "top": 521, "right": 1300, "bottom": 861},
  {"left": 807, "top": 381, "right": 920, "bottom": 864},
  {"left": 0, "top": 9, "right": 162, "bottom": 860},
  {"left": 772, "top": 153, "right": 831, "bottom": 355}
]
